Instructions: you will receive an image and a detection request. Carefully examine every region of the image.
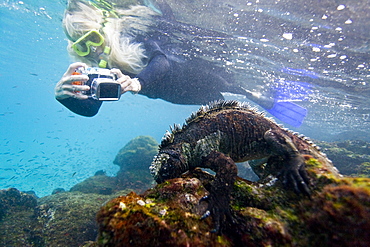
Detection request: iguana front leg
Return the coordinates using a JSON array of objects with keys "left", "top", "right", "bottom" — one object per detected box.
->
[
  {"left": 264, "top": 130, "right": 311, "bottom": 195},
  {"left": 200, "top": 151, "right": 238, "bottom": 233}
]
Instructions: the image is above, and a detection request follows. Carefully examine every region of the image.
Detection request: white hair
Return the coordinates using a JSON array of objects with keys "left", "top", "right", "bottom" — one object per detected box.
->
[{"left": 63, "top": 0, "right": 160, "bottom": 74}]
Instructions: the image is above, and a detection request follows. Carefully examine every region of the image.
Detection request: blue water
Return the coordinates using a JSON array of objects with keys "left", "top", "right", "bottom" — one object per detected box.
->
[
  {"left": 0, "top": 0, "right": 198, "bottom": 196},
  {"left": 1, "top": 0, "right": 369, "bottom": 197}
]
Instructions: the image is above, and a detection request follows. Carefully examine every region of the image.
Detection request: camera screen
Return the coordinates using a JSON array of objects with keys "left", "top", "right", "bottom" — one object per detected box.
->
[{"left": 98, "top": 83, "right": 120, "bottom": 100}]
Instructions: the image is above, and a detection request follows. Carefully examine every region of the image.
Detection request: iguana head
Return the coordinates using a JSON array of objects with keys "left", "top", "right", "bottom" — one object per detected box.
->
[{"left": 150, "top": 149, "right": 188, "bottom": 183}]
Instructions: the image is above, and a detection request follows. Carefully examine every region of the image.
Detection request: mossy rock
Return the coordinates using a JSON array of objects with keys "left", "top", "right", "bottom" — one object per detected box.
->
[
  {"left": 0, "top": 188, "right": 39, "bottom": 246},
  {"left": 35, "top": 190, "right": 131, "bottom": 247},
  {"left": 93, "top": 156, "right": 370, "bottom": 246},
  {"left": 113, "top": 136, "right": 158, "bottom": 170},
  {"left": 70, "top": 175, "right": 119, "bottom": 195},
  {"left": 316, "top": 140, "right": 370, "bottom": 177},
  {"left": 96, "top": 179, "right": 230, "bottom": 247},
  {"left": 302, "top": 179, "right": 370, "bottom": 246}
]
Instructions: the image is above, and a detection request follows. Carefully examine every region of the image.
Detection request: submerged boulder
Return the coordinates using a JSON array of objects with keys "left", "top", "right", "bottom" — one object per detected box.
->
[
  {"left": 114, "top": 136, "right": 158, "bottom": 193},
  {"left": 95, "top": 177, "right": 221, "bottom": 246},
  {"left": 70, "top": 174, "right": 119, "bottom": 195},
  {"left": 70, "top": 136, "right": 159, "bottom": 195},
  {"left": 0, "top": 188, "right": 39, "bottom": 246},
  {"left": 34, "top": 191, "right": 108, "bottom": 246},
  {"left": 0, "top": 188, "right": 131, "bottom": 247},
  {"left": 94, "top": 157, "right": 370, "bottom": 246},
  {"left": 2, "top": 136, "right": 369, "bottom": 246},
  {"left": 317, "top": 140, "right": 370, "bottom": 177},
  {"left": 113, "top": 135, "right": 158, "bottom": 171},
  {"left": 0, "top": 136, "right": 159, "bottom": 246}
]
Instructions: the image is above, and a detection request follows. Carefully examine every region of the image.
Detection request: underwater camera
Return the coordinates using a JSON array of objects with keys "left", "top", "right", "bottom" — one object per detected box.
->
[{"left": 74, "top": 67, "right": 121, "bottom": 101}]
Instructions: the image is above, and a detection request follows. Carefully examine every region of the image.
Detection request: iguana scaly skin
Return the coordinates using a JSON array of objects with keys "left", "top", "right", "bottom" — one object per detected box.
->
[{"left": 150, "top": 100, "right": 336, "bottom": 232}]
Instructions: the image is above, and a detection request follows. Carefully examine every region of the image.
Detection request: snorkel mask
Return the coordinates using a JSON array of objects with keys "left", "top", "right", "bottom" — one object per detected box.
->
[
  {"left": 71, "top": 30, "right": 104, "bottom": 57},
  {"left": 71, "top": 30, "right": 111, "bottom": 68}
]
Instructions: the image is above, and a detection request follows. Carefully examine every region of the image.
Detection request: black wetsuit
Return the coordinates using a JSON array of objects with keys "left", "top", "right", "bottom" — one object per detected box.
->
[{"left": 58, "top": 37, "right": 243, "bottom": 117}]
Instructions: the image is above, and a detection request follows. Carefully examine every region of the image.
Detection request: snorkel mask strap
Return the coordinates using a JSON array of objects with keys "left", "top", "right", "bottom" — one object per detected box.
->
[
  {"left": 98, "top": 46, "right": 111, "bottom": 68},
  {"left": 90, "top": 0, "right": 119, "bottom": 19}
]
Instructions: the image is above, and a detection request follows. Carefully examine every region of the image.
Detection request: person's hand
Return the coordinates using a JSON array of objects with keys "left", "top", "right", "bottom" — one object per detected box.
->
[
  {"left": 110, "top": 68, "right": 141, "bottom": 94},
  {"left": 55, "top": 62, "right": 90, "bottom": 100}
]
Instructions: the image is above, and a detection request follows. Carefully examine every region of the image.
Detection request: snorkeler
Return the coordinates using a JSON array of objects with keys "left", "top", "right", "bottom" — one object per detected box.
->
[{"left": 55, "top": 0, "right": 307, "bottom": 127}]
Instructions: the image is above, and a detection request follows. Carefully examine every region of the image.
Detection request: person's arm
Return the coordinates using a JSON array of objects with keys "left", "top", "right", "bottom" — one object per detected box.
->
[
  {"left": 55, "top": 63, "right": 103, "bottom": 117},
  {"left": 135, "top": 41, "right": 171, "bottom": 94},
  {"left": 57, "top": 97, "right": 102, "bottom": 117},
  {"left": 106, "top": 41, "right": 170, "bottom": 97}
]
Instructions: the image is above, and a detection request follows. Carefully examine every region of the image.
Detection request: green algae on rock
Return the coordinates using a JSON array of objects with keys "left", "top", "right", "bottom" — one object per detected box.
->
[
  {"left": 316, "top": 140, "right": 370, "bottom": 177},
  {"left": 0, "top": 187, "right": 131, "bottom": 247},
  {"left": 0, "top": 188, "right": 39, "bottom": 246},
  {"left": 114, "top": 136, "right": 159, "bottom": 193},
  {"left": 96, "top": 177, "right": 231, "bottom": 247},
  {"left": 94, "top": 156, "right": 370, "bottom": 246},
  {"left": 303, "top": 181, "right": 370, "bottom": 246},
  {"left": 70, "top": 174, "right": 120, "bottom": 195},
  {"left": 113, "top": 136, "right": 158, "bottom": 171}
]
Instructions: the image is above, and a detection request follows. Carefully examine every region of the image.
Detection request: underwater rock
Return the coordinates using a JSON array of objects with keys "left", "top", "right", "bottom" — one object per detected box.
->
[
  {"left": 115, "top": 169, "right": 155, "bottom": 194},
  {"left": 356, "top": 162, "right": 370, "bottom": 178},
  {"left": 93, "top": 157, "right": 370, "bottom": 246},
  {"left": 0, "top": 188, "right": 39, "bottom": 246},
  {"left": 0, "top": 187, "right": 131, "bottom": 247},
  {"left": 114, "top": 136, "right": 159, "bottom": 193},
  {"left": 113, "top": 135, "right": 158, "bottom": 170},
  {"left": 94, "top": 170, "right": 107, "bottom": 176},
  {"left": 52, "top": 188, "right": 66, "bottom": 194},
  {"left": 70, "top": 136, "right": 159, "bottom": 195},
  {"left": 95, "top": 175, "right": 223, "bottom": 246},
  {"left": 70, "top": 174, "right": 119, "bottom": 195},
  {"left": 0, "top": 188, "right": 37, "bottom": 221},
  {"left": 317, "top": 140, "right": 370, "bottom": 177},
  {"left": 33, "top": 191, "right": 125, "bottom": 246},
  {"left": 331, "top": 130, "right": 370, "bottom": 142},
  {"left": 303, "top": 181, "right": 370, "bottom": 246},
  {"left": 336, "top": 140, "right": 370, "bottom": 155}
]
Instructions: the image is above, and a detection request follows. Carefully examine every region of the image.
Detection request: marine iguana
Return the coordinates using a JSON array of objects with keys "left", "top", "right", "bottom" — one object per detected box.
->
[{"left": 150, "top": 100, "right": 334, "bottom": 232}]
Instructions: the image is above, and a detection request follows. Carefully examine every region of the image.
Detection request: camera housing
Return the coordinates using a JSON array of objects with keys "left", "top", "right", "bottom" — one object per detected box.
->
[{"left": 76, "top": 67, "right": 121, "bottom": 101}]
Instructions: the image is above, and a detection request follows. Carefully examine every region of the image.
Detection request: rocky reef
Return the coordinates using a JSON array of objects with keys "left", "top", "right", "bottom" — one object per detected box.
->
[
  {"left": 0, "top": 136, "right": 158, "bottom": 246},
  {"left": 0, "top": 188, "right": 39, "bottom": 246},
  {"left": 113, "top": 135, "right": 158, "bottom": 193},
  {"left": 1, "top": 138, "right": 369, "bottom": 246},
  {"left": 317, "top": 140, "right": 370, "bottom": 177},
  {"left": 94, "top": 156, "right": 370, "bottom": 246},
  {"left": 70, "top": 135, "right": 158, "bottom": 195},
  {"left": 0, "top": 187, "right": 131, "bottom": 246}
]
